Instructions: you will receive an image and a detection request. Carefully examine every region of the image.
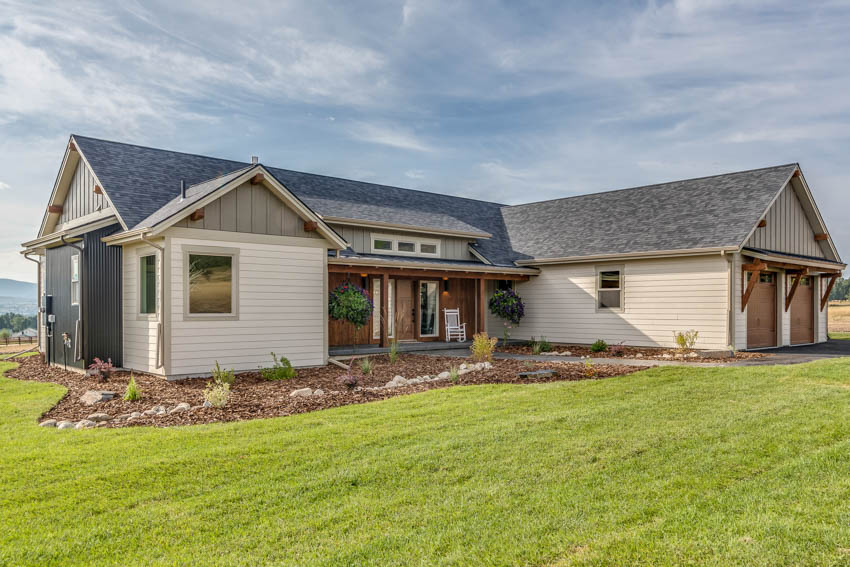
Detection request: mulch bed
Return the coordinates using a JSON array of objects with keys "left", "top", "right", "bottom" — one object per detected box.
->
[
  {"left": 499, "top": 344, "right": 767, "bottom": 363},
  {"left": 6, "top": 354, "right": 645, "bottom": 428}
]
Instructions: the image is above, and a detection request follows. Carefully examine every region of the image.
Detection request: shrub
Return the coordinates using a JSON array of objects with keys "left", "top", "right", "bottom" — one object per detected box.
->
[
  {"left": 204, "top": 380, "right": 230, "bottom": 407},
  {"left": 358, "top": 357, "right": 374, "bottom": 375},
  {"left": 673, "top": 330, "right": 699, "bottom": 351},
  {"left": 609, "top": 341, "right": 625, "bottom": 357},
  {"left": 337, "top": 372, "right": 359, "bottom": 390},
  {"left": 388, "top": 340, "right": 400, "bottom": 364},
  {"left": 590, "top": 339, "right": 608, "bottom": 353},
  {"left": 530, "top": 336, "right": 552, "bottom": 354},
  {"left": 449, "top": 365, "right": 460, "bottom": 382},
  {"left": 328, "top": 282, "right": 374, "bottom": 329},
  {"left": 0, "top": 329, "right": 10, "bottom": 341},
  {"left": 470, "top": 332, "right": 498, "bottom": 362},
  {"left": 583, "top": 359, "right": 597, "bottom": 378},
  {"left": 260, "top": 352, "right": 296, "bottom": 380},
  {"left": 123, "top": 374, "right": 141, "bottom": 401},
  {"left": 212, "top": 361, "right": 236, "bottom": 385},
  {"left": 531, "top": 341, "right": 542, "bottom": 355},
  {"left": 88, "top": 357, "right": 114, "bottom": 381},
  {"left": 489, "top": 288, "right": 525, "bottom": 325}
]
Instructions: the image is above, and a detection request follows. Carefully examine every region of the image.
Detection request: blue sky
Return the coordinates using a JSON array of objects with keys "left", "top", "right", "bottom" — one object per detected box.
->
[{"left": 1, "top": 0, "right": 849, "bottom": 282}]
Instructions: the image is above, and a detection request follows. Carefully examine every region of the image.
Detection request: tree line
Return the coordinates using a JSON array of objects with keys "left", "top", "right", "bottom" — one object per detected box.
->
[
  {"left": 0, "top": 312, "right": 37, "bottom": 333},
  {"left": 830, "top": 277, "right": 850, "bottom": 302}
]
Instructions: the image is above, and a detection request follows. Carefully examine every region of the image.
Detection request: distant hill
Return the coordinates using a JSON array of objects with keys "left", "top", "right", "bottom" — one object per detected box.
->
[{"left": 0, "top": 279, "right": 37, "bottom": 299}]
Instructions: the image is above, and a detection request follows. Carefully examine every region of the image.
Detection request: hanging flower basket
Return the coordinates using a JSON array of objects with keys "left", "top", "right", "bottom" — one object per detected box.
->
[
  {"left": 328, "top": 282, "right": 374, "bottom": 329},
  {"left": 488, "top": 288, "right": 525, "bottom": 325}
]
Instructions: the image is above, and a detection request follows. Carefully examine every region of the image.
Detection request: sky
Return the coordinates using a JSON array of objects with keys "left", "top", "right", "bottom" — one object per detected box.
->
[{"left": 1, "top": 0, "right": 849, "bottom": 282}]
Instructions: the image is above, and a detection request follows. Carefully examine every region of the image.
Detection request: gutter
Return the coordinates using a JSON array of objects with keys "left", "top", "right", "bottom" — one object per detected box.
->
[
  {"left": 141, "top": 233, "right": 166, "bottom": 370},
  {"left": 60, "top": 235, "right": 84, "bottom": 362}
]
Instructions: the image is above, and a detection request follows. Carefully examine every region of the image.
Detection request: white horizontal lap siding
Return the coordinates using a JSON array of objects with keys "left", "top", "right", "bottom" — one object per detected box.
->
[
  {"left": 169, "top": 236, "right": 326, "bottom": 376},
  {"left": 512, "top": 256, "right": 730, "bottom": 349},
  {"left": 122, "top": 243, "right": 162, "bottom": 375}
]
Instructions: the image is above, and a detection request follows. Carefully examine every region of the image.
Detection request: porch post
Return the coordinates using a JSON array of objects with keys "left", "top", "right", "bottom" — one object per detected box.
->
[
  {"left": 381, "top": 272, "right": 389, "bottom": 347},
  {"left": 477, "top": 277, "right": 486, "bottom": 336}
]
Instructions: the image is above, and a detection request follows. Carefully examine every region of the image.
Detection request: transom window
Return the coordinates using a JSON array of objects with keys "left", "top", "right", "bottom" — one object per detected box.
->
[
  {"left": 370, "top": 233, "right": 441, "bottom": 257},
  {"left": 185, "top": 249, "right": 239, "bottom": 319},
  {"left": 597, "top": 267, "right": 623, "bottom": 310},
  {"left": 140, "top": 254, "right": 157, "bottom": 314}
]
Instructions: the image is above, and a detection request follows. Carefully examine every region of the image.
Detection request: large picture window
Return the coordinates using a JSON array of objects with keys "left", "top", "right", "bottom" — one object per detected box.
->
[
  {"left": 140, "top": 255, "right": 157, "bottom": 314},
  {"left": 597, "top": 267, "right": 623, "bottom": 310},
  {"left": 186, "top": 251, "right": 237, "bottom": 317},
  {"left": 70, "top": 254, "right": 80, "bottom": 306}
]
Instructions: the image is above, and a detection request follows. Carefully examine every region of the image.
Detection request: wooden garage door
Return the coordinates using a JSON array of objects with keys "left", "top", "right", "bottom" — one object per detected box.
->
[
  {"left": 790, "top": 276, "right": 814, "bottom": 345},
  {"left": 747, "top": 272, "right": 777, "bottom": 349}
]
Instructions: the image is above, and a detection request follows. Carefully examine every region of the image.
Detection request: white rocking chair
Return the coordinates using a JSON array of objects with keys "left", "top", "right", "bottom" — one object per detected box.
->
[{"left": 443, "top": 308, "right": 467, "bottom": 342}]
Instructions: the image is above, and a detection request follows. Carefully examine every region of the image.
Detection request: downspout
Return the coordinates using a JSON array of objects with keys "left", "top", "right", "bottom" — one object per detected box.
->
[
  {"left": 724, "top": 250, "right": 735, "bottom": 350},
  {"left": 60, "top": 235, "right": 84, "bottom": 361},
  {"left": 140, "top": 233, "right": 166, "bottom": 370},
  {"left": 23, "top": 252, "right": 42, "bottom": 355}
]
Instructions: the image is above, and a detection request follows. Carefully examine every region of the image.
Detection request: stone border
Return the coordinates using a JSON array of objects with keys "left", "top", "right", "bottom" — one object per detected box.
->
[{"left": 40, "top": 402, "right": 200, "bottom": 430}]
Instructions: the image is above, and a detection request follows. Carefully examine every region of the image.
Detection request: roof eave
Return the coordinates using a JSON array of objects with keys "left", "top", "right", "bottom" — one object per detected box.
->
[
  {"left": 515, "top": 246, "right": 738, "bottom": 266},
  {"left": 328, "top": 256, "right": 538, "bottom": 275},
  {"left": 322, "top": 216, "right": 492, "bottom": 239}
]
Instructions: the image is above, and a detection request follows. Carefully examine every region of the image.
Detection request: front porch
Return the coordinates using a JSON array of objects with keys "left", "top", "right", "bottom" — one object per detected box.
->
[
  {"left": 327, "top": 261, "right": 534, "bottom": 350},
  {"left": 329, "top": 339, "right": 473, "bottom": 357}
]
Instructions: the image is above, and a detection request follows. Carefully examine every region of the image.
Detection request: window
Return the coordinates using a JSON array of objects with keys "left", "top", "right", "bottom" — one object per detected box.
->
[
  {"left": 70, "top": 254, "right": 80, "bottom": 306},
  {"left": 140, "top": 255, "right": 157, "bottom": 314},
  {"left": 597, "top": 268, "right": 623, "bottom": 310},
  {"left": 185, "top": 249, "right": 238, "bottom": 318},
  {"left": 397, "top": 241, "right": 416, "bottom": 253},
  {"left": 370, "top": 233, "right": 441, "bottom": 257},
  {"left": 496, "top": 279, "right": 513, "bottom": 291},
  {"left": 373, "top": 239, "right": 393, "bottom": 251},
  {"left": 372, "top": 278, "right": 395, "bottom": 339},
  {"left": 419, "top": 281, "right": 439, "bottom": 336}
]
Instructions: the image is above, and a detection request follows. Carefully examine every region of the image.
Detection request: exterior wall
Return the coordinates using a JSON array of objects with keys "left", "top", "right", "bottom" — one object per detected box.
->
[
  {"left": 122, "top": 242, "right": 163, "bottom": 375},
  {"left": 173, "top": 182, "right": 320, "bottom": 239},
  {"left": 59, "top": 161, "right": 110, "bottom": 225},
  {"left": 167, "top": 230, "right": 327, "bottom": 377},
  {"left": 746, "top": 184, "right": 827, "bottom": 258},
  {"left": 511, "top": 255, "right": 730, "bottom": 349},
  {"left": 44, "top": 243, "right": 85, "bottom": 369},
  {"left": 82, "top": 225, "right": 123, "bottom": 366},
  {"left": 329, "top": 224, "right": 476, "bottom": 261}
]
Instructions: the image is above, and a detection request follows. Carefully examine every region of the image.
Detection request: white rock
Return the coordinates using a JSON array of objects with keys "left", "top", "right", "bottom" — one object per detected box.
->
[
  {"left": 563, "top": 351, "right": 572, "bottom": 357},
  {"left": 636, "top": 353, "right": 644, "bottom": 358},
  {"left": 438, "top": 371, "right": 450, "bottom": 379},
  {"left": 79, "top": 390, "right": 116, "bottom": 405},
  {"left": 116, "top": 413, "right": 132, "bottom": 419},
  {"left": 687, "top": 352, "right": 699, "bottom": 358},
  {"left": 142, "top": 409, "right": 157, "bottom": 416},
  {"left": 203, "top": 400, "right": 212, "bottom": 408},
  {"left": 75, "top": 420, "right": 96, "bottom": 429},
  {"left": 130, "top": 411, "right": 142, "bottom": 418},
  {"left": 56, "top": 421, "right": 75, "bottom": 430},
  {"left": 168, "top": 405, "right": 188, "bottom": 414},
  {"left": 662, "top": 354, "right": 673, "bottom": 359},
  {"left": 484, "top": 362, "right": 493, "bottom": 369},
  {"left": 87, "top": 413, "right": 111, "bottom": 422},
  {"left": 394, "top": 375, "right": 405, "bottom": 381},
  {"left": 459, "top": 363, "right": 468, "bottom": 370},
  {"left": 39, "top": 419, "right": 57, "bottom": 427},
  {"left": 313, "top": 389, "right": 324, "bottom": 396},
  {"left": 457, "top": 368, "right": 470, "bottom": 375},
  {"left": 290, "top": 387, "right": 313, "bottom": 397}
]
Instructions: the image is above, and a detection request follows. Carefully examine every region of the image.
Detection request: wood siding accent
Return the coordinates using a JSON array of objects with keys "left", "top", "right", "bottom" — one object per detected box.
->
[
  {"left": 510, "top": 256, "right": 730, "bottom": 349},
  {"left": 123, "top": 243, "right": 162, "bottom": 375},
  {"left": 168, "top": 234, "right": 326, "bottom": 375},
  {"left": 746, "top": 184, "right": 826, "bottom": 258},
  {"left": 329, "top": 224, "right": 476, "bottom": 261},
  {"left": 172, "top": 182, "right": 321, "bottom": 239},
  {"left": 59, "top": 160, "right": 110, "bottom": 224}
]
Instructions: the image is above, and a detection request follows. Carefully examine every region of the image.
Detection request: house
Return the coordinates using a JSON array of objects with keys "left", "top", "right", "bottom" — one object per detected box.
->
[
  {"left": 21, "top": 135, "right": 844, "bottom": 378},
  {"left": 11, "top": 328, "right": 38, "bottom": 338}
]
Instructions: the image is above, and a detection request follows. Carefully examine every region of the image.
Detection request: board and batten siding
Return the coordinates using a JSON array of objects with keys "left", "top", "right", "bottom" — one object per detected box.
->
[
  {"left": 746, "top": 184, "right": 826, "bottom": 258},
  {"left": 173, "top": 182, "right": 320, "bottom": 239},
  {"left": 510, "top": 255, "right": 730, "bottom": 349},
  {"left": 122, "top": 242, "right": 163, "bottom": 375},
  {"left": 59, "top": 161, "right": 110, "bottom": 225},
  {"left": 168, "top": 233, "right": 327, "bottom": 377},
  {"left": 329, "top": 224, "right": 475, "bottom": 261}
]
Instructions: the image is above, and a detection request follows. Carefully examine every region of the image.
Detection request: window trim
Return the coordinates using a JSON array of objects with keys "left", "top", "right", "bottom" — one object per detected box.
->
[
  {"left": 70, "top": 254, "right": 80, "bottom": 306},
  {"left": 370, "top": 233, "right": 441, "bottom": 257},
  {"left": 138, "top": 253, "right": 158, "bottom": 318},
  {"left": 182, "top": 245, "right": 240, "bottom": 321},
  {"left": 595, "top": 265, "right": 624, "bottom": 312}
]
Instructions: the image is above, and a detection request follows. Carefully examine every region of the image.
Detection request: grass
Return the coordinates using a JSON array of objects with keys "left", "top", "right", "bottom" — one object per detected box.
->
[
  {"left": 829, "top": 331, "right": 850, "bottom": 340},
  {"left": 2, "top": 359, "right": 850, "bottom": 565},
  {"left": 829, "top": 302, "right": 850, "bottom": 334}
]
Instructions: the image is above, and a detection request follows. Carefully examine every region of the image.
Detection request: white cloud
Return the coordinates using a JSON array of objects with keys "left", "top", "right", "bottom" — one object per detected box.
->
[
  {"left": 348, "top": 122, "right": 435, "bottom": 153},
  {"left": 404, "top": 169, "right": 425, "bottom": 179},
  {"left": 0, "top": 181, "right": 9, "bottom": 191}
]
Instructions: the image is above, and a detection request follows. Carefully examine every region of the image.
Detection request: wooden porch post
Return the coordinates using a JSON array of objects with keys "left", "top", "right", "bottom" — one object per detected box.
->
[
  {"left": 477, "top": 278, "right": 486, "bottom": 336},
  {"left": 380, "top": 272, "right": 389, "bottom": 348}
]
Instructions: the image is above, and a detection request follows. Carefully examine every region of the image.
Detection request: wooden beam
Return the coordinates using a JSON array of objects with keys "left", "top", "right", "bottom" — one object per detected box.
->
[
  {"left": 303, "top": 221, "right": 318, "bottom": 232},
  {"left": 785, "top": 271, "right": 805, "bottom": 311},
  {"left": 93, "top": 185, "right": 103, "bottom": 195},
  {"left": 189, "top": 208, "right": 205, "bottom": 221},
  {"left": 327, "top": 264, "right": 530, "bottom": 281},
  {"left": 757, "top": 219, "right": 767, "bottom": 228},
  {"left": 380, "top": 273, "right": 389, "bottom": 348},
  {"left": 47, "top": 205, "right": 63, "bottom": 214},
  {"left": 741, "top": 269, "right": 762, "bottom": 312},
  {"left": 793, "top": 169, "right": 801, "bottom": 178},
  {"left": 742, "top": 260, "right": 768, "bottom": 272},
  {"left": 68, "top": 141, "right": 77, "bottom": 153},
  {"left": 477, "top": 278, "right": 486, "bottom": 336},
  {"left": 821, "top": 274, "right": 839, "bottom": 311},
  {"left": 814, "top": 233, "right": 828, "bottom": 241},
  {"left": 250, "top": 173, "right": 265, "bottom": 185}
]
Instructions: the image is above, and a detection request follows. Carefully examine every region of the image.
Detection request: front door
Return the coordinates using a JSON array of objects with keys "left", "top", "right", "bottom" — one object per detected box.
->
[{"left": 396, "top": 280, "right": 415, "bottom": 340}]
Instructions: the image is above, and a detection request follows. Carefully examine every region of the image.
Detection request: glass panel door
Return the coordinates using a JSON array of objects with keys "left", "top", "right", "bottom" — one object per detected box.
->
[
  {"left": 419, "top": 281, "right": 438, "bottom": 337},
  {"left": 371, "top": 278, "right": 395, "bottom": 339}
]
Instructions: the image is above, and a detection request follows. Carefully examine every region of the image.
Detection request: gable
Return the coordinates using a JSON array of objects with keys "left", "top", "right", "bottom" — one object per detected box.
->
[
  {"left": 58, "top": 160, "right": 111, "bottom": 226},
  {"left": 172, "top": 181, "right": 321, "bottom": 239},
  {"left": 746, "top": 182, "right": 829, "bottom": 259}
]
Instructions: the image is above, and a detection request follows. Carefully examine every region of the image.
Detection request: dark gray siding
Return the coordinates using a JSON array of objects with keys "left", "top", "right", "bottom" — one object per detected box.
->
[
  {"left": 82, "top": 225, "right": 123, "bottom": 366},
  {"left": 45, "top": 244, "right": 84, "bottom": 369}
]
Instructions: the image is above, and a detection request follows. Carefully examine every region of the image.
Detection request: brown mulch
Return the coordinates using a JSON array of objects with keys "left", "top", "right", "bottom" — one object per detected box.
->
[
  {"left": 6, "top": 354, "right": 645, "bottom": 428},
  {"left": 499, "top": 344, "right": 768, "bottom": 363}
]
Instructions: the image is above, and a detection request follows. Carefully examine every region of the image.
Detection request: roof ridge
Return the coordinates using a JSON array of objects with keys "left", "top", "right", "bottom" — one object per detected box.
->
[
  {"left": 501, "top": 163, "right": 799, "bottom": 211},
  {"left": 187, "top": 165, "right": 255, "bottom": 189}
]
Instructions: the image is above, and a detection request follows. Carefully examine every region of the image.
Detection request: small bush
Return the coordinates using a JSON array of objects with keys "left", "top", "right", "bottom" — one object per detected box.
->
[
  {"left": 673, "top": 330, "right": 699, "bottom": 351},
  {"left": 531, "top": 341, "right": 542, "bottom": 355},
  {"left": 88, "top": 357, "right": 115, "bottom": 382},
  {"left": 260, "top": 352, "right": 296, "bottom": 380},
  {"left": 530, "top": 336, "right": 552, "bottom": 355},
  {"left": 470, "top": 332, "right": 498, "bottom": 362},
  {"left": 583, "top": 359, "right": 597, "bottom": 378},
  {"left": 123, "top": 374, "right": 141, "bottom": 401},
  {"left": 609, "top": 341, "right": 625, "bottom": 357},
  {"left": 388, "top": 340, "right": 400, "bottom": 364},
  {"left": 449, "top": 365, "right": 460, "bottom": 382},
  {"left": 358, "top": 357, "right": 374, "bottom": 375},
  {"left": 337, "top": 373, "right": 359, "bottom": 390},
  {"left": 590, "top": 339, "right": 608, "bottom": 353},
  {"left": 212, "top": 361, "right": 236, "bottom": 385},
  {"left": 204, "top": 380, "right": 230, "bottom": 407}
]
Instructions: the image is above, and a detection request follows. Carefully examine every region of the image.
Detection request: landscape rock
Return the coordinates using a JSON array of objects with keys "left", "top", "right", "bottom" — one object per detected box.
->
[
  {"left": 662, "top": 354, "right": 673, "bottom": 359},
  {"left": 459, "top": 363, "right": 468, "bottom": 370},
  {"left": 39, "top": 419, "right": 57, "bottom": 427},
  {"left": 79, "top": 390, "right": 116, "bottom": 405},
  {"left": 686, "top": 352, "right": 699, "bottom": 358},
  {"left": 438, "top": 371, "right": 450, "bottom": 379},
  {"left": 129, "top": 411, "right": 142, "bottom": 419},
  {"left": 56, "top": 421, "right": 75, "bottom": 430},
  {"left": 169, "top": 402, "right": 191, "bottom": 414},
  {"left": 313, "top": 389, "right": 324, "bottom": 396},
  {"left": 142, "top": 409, "right": 157, "bottom": 416},
  {"left": 75, "top": 420, "right": 96, "bottom": 429},
  {"left": 636, "top": 353, "right": 644, "bottom": 358},
  {"left": 290, "top": 387, "right": 313, "bottom": 397},
  {"left": 701, "top": 350, "right": 734, "bottom": 359},
  {"left": 518, "top": 369, "right": 557, "bottom": 379},
  {"left": 87, "top": 413, "right": 111, "bottom": 422},
  {"left": 116, "top": 413, "right": 132, "bottom": 420},
  {"left": 384, "top": 375, "right": 409, "bottom": 388},
  {"left": 203, "top": 400, "right": 212, "bottom": 408}
]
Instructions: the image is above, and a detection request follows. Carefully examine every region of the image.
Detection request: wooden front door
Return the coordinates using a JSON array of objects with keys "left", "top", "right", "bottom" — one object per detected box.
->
[
  {"left": 747, "top": 272, "right": 777, "bottom": 349},
  {"left": 790, "top": 276, "right": 814, "bottom": 345},
  {"left": 396, "top": 280, "right": 415, "bottom": 340}
]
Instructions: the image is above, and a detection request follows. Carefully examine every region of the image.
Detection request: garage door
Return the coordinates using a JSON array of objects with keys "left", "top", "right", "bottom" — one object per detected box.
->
[
  {"left": 747, "top": 272, "right": 777, "bottom": 349},
  {"left": 790, "top": 276, "right": 814, "bottom": 345}
]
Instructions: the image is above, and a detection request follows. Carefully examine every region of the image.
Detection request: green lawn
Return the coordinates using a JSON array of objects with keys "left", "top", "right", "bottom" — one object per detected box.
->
[
  {"left": 2, "top": 359, "right": 850, "bottom": 566},
  {"left": 829, "top": 331, "right": 850, "bottom": 340}
]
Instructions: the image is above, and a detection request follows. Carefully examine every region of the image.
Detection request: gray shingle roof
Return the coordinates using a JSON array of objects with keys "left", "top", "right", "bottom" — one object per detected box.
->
[{"left": 72, "top": 135, "right": 799, "bottom": 267}]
